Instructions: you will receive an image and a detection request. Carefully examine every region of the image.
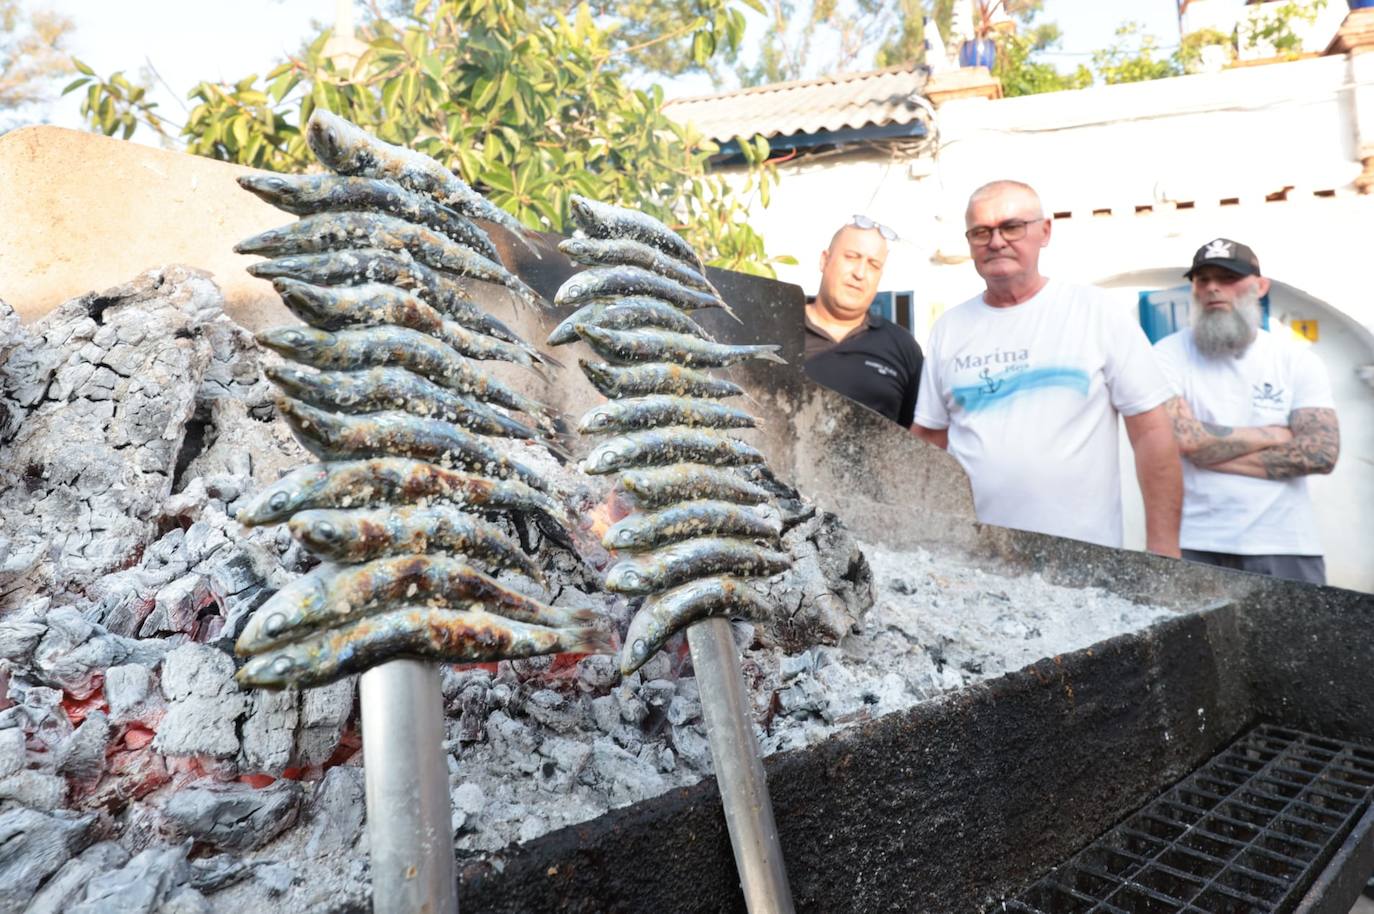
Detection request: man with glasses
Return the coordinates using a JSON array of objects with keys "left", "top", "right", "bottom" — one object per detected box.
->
[
  {"left": 804, "top": 215, "right": 924, "bottom": 428},
  {"left": 1153, "top": 239, "right": 1338, "bottom": 584},
  {"left": 913, "top": 180, "right": 1182, "bottom": 555}
]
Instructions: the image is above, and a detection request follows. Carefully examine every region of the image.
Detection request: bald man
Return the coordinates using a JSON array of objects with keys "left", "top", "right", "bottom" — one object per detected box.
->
[
  {"left": 913, "top": 180, "right": 1182, "bottom": 555},
  {"left": 804, "top": 217, "right": 923, "bottom": 427}
]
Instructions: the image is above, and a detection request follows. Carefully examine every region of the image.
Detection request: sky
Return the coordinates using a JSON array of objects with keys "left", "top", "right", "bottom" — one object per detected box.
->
[{"left": 21, "top": 0, "right": 1251, "bottom": 141}]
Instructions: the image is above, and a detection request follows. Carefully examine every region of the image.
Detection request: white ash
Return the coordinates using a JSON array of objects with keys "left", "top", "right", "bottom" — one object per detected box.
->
[{"left": 0, "top": 268, "right": 1175, "bottom": 914}]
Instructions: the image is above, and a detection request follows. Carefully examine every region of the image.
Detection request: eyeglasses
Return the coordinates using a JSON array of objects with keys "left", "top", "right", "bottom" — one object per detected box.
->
[
  {"left": 965, "top": 218, "right": 1042, "bottom": 246},
  {"left": 850, "top": 214, "right": 899, "bottom": 242}
]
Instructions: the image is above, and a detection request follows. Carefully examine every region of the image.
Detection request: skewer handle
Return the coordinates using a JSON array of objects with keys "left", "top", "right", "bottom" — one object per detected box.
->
[
  {"left": 687, "top": 617, "right": 796, "bottom": 914},
  {"left": 360, "top": 660, "right": 460, "bottom": 914}
]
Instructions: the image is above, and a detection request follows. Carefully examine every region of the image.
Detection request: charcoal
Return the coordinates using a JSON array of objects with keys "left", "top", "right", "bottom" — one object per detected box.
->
[
  {"left": 575, "top": 653, "right": 618, "bottom": 691},
  {"left": 584, "top": 737, "right": 665, "bottom": 807},
  {"left": 67, "top": 841, "right": 193, "bottom": 914},
  {"left": 187, "top": 854, "right": 252, "bottom": 893},
  {"left": 55, "top": 710, "right": 111, "bottom": 783},
  {"left": 453, "top": 781, "right": 485, "bottom": 818},
  {"left": 523, "top": 689, "right": 579, "bottom": 733},
  {"left": 484, "top": 711, "right": 541, "bottom": 775},
  {"left": 153, "top": 643, "right": 247, "bottom": 763},
  {"left": 295, "top": 678, "right": 354, "bottom": 767},
  {"left": 0, "top": 685, "right": 69, "bottom": 758},
  {"left": 240, "top": 688, "right": 297, "bottom": 776},
  {"left": 0, "top": 728, "right": 24, "bottom": 778},
  {"left": 24, "top": 840, "right": 130, "bottom": 914},
  {"left": 249, "top": 861, "right": 298, "bottom": 896},
  {"left": 517, "top": 815, "right": 547, "bottom": 843},
  {"left": 156, "top": 886, "right": 213, "bottom": 914},
  {"left": 140, "top": 573, "right": 212, "bottom": 637},
  {"left": 104, "top": 663, "right": 163, "bottom": 725},
  {"left": 639, "top": 678, "right": 676, "bottom": 710},
  {"left": 666, "top": 693, "right": 701, "bottom": 727},
  {"left": 30, "top": 607, "right": 168, "bottom": 699},
  {"left": 162, "top": 781, "right": 302, "bottom": 852},
  {"left": 0, "top": 769, "right": 67, "bottom": 810},
  {"left": 670, "top": 722, "right": 713, "bottom": 773},
  {"left": 0, "top": 268, "right": 221, "bottom": 604},
  {"left": 0, "top": 618, "right": 45, "bottom": 665},
  {"left": 303, "top": 765, "right": 365, "bottom": 856},
  {"left": 0, "top": 805, "right": 96, "bottom": 913}
]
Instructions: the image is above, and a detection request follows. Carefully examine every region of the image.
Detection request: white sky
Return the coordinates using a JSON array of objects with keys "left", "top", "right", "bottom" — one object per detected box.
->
[
  {"left": 31, "top": 0, "right": 337, "bottom": 138},
  {"left": 19, "top": 0, "right": 1248, "bottom": 144}
]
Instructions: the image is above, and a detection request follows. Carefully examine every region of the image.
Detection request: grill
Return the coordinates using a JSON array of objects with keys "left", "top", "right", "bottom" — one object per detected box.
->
[{"left": 1007, "top": 725, "right": 1374, "bottom": 914}]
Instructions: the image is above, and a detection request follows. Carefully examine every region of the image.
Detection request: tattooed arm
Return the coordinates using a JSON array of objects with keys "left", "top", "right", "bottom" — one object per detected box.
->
[
  {"left": 1163, "top": 396, "right": 1292, "bottom": 467},
  {"left": 1207, "top": 408, "right": 1340, "bottom": 480}
]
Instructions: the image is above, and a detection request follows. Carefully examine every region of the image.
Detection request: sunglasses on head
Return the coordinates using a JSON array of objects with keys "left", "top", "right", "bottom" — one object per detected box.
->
[{"left": 850, "top": 214, "right": 899, "bottom": 242}]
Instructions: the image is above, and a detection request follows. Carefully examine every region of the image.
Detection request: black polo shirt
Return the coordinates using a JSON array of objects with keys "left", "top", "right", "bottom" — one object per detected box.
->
[{"left": 804, "top": 311, "right": 923, "bottom": 427}]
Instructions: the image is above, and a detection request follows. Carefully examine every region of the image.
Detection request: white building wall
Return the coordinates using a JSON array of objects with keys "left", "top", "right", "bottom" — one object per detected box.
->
[{"left": 717, "top": 54, "right": 1374, "bottom": 590}]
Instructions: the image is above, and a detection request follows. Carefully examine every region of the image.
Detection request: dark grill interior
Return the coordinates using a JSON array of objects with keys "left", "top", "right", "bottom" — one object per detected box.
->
[{"left": 1006, "top": 725, "right": 1374, "bottom": 914}]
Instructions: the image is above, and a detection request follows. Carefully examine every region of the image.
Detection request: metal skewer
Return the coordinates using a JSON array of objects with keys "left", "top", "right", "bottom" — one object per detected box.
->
[
  {"left": 360, "top": 659, "right": 459, "bottom": 914},
  {"left": 687, "top": 617, "right": 796, "bottom": 914}
]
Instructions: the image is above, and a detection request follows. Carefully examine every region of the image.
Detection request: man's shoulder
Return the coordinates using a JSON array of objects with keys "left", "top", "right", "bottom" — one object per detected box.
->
[{"left": 1153, "top": 328, "right": 1191, "bottom": 354}]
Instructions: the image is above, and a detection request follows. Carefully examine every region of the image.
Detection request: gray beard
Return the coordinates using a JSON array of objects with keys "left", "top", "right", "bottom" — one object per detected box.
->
[{"left": 1191, "top": 290, "right": 1261, "bottom": 357}]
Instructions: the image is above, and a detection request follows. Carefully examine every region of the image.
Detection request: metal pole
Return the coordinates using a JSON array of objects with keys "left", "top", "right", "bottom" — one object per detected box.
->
[
  {"left": 687, "top": 617, "right": 796, "bottom": 914},
  {"left": 360, "top": 659, "right": 459, "bottom": 914}
]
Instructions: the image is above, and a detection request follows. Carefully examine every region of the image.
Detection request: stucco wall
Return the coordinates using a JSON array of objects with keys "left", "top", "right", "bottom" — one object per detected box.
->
[
  {"left": 719, "top": 55, "right": 1374, "bottom": 591},
  {"left": 0, "top": 125, "right": 291, "bottom": 329}
]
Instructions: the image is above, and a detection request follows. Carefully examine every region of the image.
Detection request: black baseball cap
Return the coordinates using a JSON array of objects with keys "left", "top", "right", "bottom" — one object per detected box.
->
[{"left": 1185, "top": 238, "right": 1261, "bottom": 279}]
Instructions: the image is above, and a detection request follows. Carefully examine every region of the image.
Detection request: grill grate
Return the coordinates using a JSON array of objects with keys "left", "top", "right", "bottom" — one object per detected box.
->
[{"left": 1005, "top": 724, "right": 1374, "bottom": 914}]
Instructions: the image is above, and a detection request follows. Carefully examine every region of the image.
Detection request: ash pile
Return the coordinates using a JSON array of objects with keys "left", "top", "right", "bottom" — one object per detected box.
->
[{"left": 0, "top": 269, "right": 1171, "bottom": 914}]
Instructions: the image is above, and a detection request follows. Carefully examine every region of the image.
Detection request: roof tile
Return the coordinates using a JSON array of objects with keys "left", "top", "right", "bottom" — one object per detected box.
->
[{"left": 663, "top": 64, "right": 930, "bottom": 143}]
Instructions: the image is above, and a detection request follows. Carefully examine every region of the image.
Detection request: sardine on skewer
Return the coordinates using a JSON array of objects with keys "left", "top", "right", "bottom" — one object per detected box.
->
[
  {"left": 237, "top": 607, "right": 611, "bottom": 689},
  {"left": 236, "top": 554, "right": 593, "bottom": 654},
  {"left": 238, "top": 212, "right": 549, "bottom": 311},
  {"left": 305, "top": 108, "right": 542, "bottom": 257},
  {"left": 547, "top": 297, "right": 714, "bottom": 347},
  {"left": 288, "top": 505, "right": 542, "bottom": 579},
  {"left": 582, "top": 428, "right": 765, "bottom": 475},
  {"left": 236, "top": 172, "right": 501, "bottom": 262},
  {"left": 578, "top": 396, "right": 758, "bottom": 435},
  {"left": 619, "top": 576, "right": 772, "bottom": 675},
  {"left": 602, "top": 499, "right": 780, "bottom": 552},
  {"left": 575, "top": 324, "right": 785, "bottom": 368},
  {"left": 264, "top": 365, "right": 571, "bottom": 462},
  {"left": 274, "top": 396, "right": 551, "bottom": 494},
  {"left": 603, "top": 536, "right": 791, "bottom": 596},
  {"left": 579, "top": 360, "right": 748, "bottom": 400},
  {"left": 235, "top": 458, "right": 573, "bottom": 543},
  {"left": 555, "top": 264, "right": 737, "bottom": 321}
]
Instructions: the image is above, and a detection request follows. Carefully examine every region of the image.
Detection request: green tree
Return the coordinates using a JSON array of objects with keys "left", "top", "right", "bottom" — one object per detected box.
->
[
  {"left": 1, "top": 0, "right": 75, "bottom": 125},
  {"left": 1091, "top": 22, "right": 1179, "bottom": 85},
  {"left": 991, "top": 3, "right": 1091, "bottom": 98},
  {"left": 66, "top": 0, "right": 792, "bottom": 277},
  {"left": 1241, "top": 0, "right": 1326, "bottom": 59}
]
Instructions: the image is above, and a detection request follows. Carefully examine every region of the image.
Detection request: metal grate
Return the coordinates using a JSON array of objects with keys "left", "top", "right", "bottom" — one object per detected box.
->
[{"left": 1006, "top": 724, "right": 1374, "bottom": 914}]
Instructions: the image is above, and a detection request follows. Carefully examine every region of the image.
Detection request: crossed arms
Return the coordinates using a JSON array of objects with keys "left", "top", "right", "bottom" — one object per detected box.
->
[{"left": 1163, "top": 397, "right": 1340, "bottom": 480}]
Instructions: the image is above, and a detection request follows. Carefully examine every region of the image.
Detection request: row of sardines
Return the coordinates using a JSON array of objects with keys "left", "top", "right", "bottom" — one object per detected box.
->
[
  {"left": 232, "top": 110, "right": 610, "bottom": 688},
  {"left": 550, "top": 200, "right": 795, "bottom": 675}
]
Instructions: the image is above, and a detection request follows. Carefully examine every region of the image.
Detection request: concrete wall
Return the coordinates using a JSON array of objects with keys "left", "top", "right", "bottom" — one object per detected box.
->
[{"left": 0, "top": 125, "right": 291, "bottom": 329}]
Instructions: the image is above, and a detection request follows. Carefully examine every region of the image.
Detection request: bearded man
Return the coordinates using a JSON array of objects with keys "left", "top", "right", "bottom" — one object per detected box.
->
[{"left": 1155, "top": 238, "right": 1340, "bottom": 585}]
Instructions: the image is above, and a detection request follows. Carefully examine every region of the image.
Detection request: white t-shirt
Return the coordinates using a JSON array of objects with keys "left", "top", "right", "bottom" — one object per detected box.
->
[
  {"left": 915, "top": 280, "right": 1174, "bottom": 548},
  {"left": 1152, "top": 328, "right": 1333, "bottom": 556}
]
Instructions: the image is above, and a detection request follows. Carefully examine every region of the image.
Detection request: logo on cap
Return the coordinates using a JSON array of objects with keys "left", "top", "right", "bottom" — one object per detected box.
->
[{"left": 1203, "top": 239, "right": 1233, "bottom": 259}]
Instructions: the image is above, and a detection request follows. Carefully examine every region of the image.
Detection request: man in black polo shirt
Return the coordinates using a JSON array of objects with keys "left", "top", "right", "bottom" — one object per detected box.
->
[{"left": 803, "top": 217, "right": 923, "bottom": 427}]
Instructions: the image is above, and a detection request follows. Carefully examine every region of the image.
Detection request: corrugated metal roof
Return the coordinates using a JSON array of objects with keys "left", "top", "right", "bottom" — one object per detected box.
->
[{"left": 663, "top": 64, "right": 930, "bottom": 143}]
